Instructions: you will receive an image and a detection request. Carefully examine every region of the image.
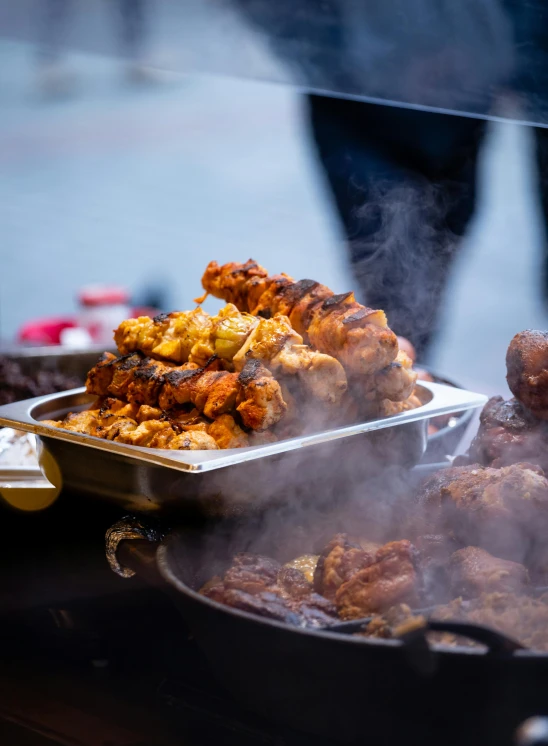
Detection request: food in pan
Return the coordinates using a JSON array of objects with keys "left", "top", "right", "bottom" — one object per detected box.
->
[
  {"left": 461, "top": 329, "right": 548, "bottom": 472},
  {"left": 0, "top": 356, "right": 82, "bottom": 406},
  {"left": 42, "top": 261, "right": 425, "bottom": 450},
  {"left": 198, "top": 330, "right": 548, "bottom": 650}
]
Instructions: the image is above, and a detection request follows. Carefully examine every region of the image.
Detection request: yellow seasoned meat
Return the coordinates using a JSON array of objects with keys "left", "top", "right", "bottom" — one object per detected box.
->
[{"left": 114, "top": 308, "right": 212, "bottom": 364}]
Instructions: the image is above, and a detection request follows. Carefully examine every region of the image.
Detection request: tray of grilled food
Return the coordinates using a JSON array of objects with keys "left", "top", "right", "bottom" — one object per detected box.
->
[{"left": 0, "top": 260, "right": 486, "bottom": 516}]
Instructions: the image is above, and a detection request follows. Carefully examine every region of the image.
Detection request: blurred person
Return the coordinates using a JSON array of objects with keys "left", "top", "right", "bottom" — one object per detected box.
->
[
  {"left": 37, "top": 0, "right": 76, "bottom": 97},
  {"left": 37, "top": 0, "right": 154, "bottom": 94},
  {"left": 233, "top": 0, "right": 548, "bottom": 359}
]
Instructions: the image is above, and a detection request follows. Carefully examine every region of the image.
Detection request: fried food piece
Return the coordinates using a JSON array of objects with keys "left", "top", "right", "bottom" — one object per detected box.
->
[
  {"left": 416, "top": 463, "right": 548, "bottom": 564},
  {"left": 448, "top": 547, "right": 529, "bottom": 599},
  {"left": 233, "top": 315, "right": 348, "bottom": 405},
  {"left": 378, "top": 391, "right": 423, "bottom": 417},
  {"left": 207, "top": 414, "right": 250, "bottom": 448},
  {"left": 201, "top": 259, "right": 399, "bottom": 378},
  {"left": 432, "top": 592, "right": 548, "bottom": 651},
  {"left": 44, "top": 404, "right": 218, "bottom": 450},
  {"left": 506, "top": 330, "right": 548, "bottom": 419},
  {"left": 114, "top": 308, "right": 212, "bottom": 364},
  {"left": 335, "top": 540, "right": 422, "bottom": 619},
  {"left": 313, "top": 534, "right": 377, "bottom": 601},
  {"left": 366, "top": 351, "right": 418, "bottom": 403},
  {"left": 201, "top": 552, "right": 337, "bottom": 628},
  {"left": 468, "top": 395, "right": 548, "bottom": 470},
  {"left": 235, "top": 359, "right": 287, "bottom": 431}
]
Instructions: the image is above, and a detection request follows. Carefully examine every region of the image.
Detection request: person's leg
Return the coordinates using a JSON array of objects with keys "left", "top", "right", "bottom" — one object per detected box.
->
[
  {"left": 118, "top": 0, "right": 146, "bottom": 61},
  {"left": 38, "top": 0, "right": 71, "bottom": 65},
  {"left": 533, "top": 126, "right": 548, "bottom": 304},
  {"left": 307, "top": 96, "right": 486, "bottom": 358}
]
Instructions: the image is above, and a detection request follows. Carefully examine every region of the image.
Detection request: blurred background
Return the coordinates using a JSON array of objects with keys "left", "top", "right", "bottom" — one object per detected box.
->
[{"left": 2, "top": 0, "right": 548, "bottom": 402}]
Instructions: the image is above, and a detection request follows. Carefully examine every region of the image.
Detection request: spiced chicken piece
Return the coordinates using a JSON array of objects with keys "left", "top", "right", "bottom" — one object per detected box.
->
[
  {"left": 448, "top": 547, "right": 529, "bottom": 599},
  {"left": 507, "top": 330, "right": 548, "bottom": 420},
  {"left": 233, "top": 315, "right": 348, "bottom": 405},
  {"left": 468, "top": 395, "right": 548, "bottom": 471},
  {"left": 335, "top": 540, "right": 423, "bottom": 619},
  {"left": 416, "top": 463, "right": 548, "bottom": 564}
]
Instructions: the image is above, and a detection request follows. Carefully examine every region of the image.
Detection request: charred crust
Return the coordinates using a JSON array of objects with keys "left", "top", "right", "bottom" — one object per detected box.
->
[
  {"left": 153, "top": 312, "right": 170, "bottom": 324},
  {"left": 342, "top": 308, "right": 372, "bottom": 325},
  {"left": 322, "top": 292, "right": 352, "bottom": 310},
  {"left": 165, "top": 368, "right": 202, "bottom": 385},
  {"left": 97, "top": 351, "right": 117, "bottom": 365},
  {"left": 117, "top": 353, "right": 143, "bottom": 371},
  {"left": 238, "top": 359, "right": 262, "bottom": 385},
  {"left": 277, "top": 278, "right": 319, "bottom": 306},
  {"left": 134, "top": 362, "right": 164, "bottom": 382}
]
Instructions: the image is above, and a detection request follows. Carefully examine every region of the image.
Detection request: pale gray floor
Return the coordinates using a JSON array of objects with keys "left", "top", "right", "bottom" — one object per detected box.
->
[{"left": 2, "top": 38, "right": 548, "bottom": 429}]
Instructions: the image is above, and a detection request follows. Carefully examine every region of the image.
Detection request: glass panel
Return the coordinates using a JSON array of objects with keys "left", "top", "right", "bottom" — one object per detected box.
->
[{"left": 2, "top": 0, "right": 548, "bottom": 125}]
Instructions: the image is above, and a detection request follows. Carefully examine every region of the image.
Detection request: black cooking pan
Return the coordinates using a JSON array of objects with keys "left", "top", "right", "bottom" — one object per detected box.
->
[{"left": 113, "top": 517, "right": 548, "bottom": 746}]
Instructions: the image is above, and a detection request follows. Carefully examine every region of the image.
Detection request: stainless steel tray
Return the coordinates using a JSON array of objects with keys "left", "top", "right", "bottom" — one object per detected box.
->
[{"left": 0, "top": 383, "right": 486, "bottom": 516}]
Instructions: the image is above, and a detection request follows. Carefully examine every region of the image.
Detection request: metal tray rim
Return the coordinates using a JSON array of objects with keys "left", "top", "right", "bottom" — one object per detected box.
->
[{"left": 0, "top": 382, "right": 487, "bottom": 474}]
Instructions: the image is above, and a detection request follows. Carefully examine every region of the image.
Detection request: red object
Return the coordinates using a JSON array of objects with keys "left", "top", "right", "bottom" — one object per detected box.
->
[
  {"left": 18, "top": 317, "right": 77, "bottom": 346},
  {"left": 78, "top": 286, "right": 130, "bottom": 307}
]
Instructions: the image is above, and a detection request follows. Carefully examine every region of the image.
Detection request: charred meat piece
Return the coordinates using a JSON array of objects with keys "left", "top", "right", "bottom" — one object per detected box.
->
[
  {"left": 448, "top": 547, "right": 529, "bottom": 599},
  {"left": 223, "top": 553, "right": 281, "bottom": 594},
  {"left": 507, "top": 330, "right": 548, "bottom": 420},
  {"left": 201, "top": 553, "right": 337, "bottom": 628},
  {"left": 202, "top": 259, "right": 399, "bottom": 379},
  {"left": 416, "top": 463, "right": 548, "bottom": 565},
  {"left": 313, "top": 534, "right": 376, "bottom": 601},
  {"left": 468, "top": 395, "right": 548, "bottom": 470},
  {"left": 233, "top": 315, "right": 347, "bottom": 405},
  {"left": 235, "top": 359, "right": 287, "bottom": 431},
  {"left": 335, "top": 540, "right": 423, "bottom": 619}
]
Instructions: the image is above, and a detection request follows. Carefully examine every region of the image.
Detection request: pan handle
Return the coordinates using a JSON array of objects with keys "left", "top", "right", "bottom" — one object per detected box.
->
[
  {"left": 398, "top": 619, "right": 524, "bottom": 676},
  {"left": 105, "top": 516, "right": 167, "bottom": 581}
]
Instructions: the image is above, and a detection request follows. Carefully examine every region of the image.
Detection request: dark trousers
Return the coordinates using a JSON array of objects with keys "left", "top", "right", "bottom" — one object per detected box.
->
[{"left": 308, "top": 95, "right": 548, "bottom": 358}]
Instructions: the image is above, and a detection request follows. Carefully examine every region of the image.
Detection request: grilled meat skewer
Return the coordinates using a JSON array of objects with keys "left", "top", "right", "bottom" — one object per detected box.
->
[
  {"left": 115, "top": 304, "right": 348, "bottom": 405},
  {"left": 201, "top": 259, "right": 399, "bottom": 378},
  {"left": 86, "top": 351, "right": 286, "bottom": 432}
]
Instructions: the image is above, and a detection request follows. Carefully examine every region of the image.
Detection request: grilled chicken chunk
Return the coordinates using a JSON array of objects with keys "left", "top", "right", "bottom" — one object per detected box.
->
[{"left": 233, "top": 315, "right": 347, "bottom": 405}]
